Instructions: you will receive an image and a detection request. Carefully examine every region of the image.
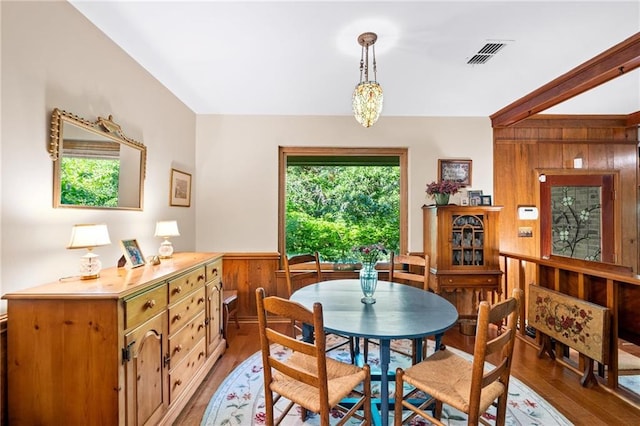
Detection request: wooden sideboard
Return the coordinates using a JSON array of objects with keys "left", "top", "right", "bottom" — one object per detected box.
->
[{"left": 2, "top": 252, "right": 225, "bottom": 425}]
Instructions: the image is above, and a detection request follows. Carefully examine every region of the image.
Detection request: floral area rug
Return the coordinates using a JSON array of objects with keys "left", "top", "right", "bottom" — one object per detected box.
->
[{"left": 201, "top": 337, "right": 572, "bottom": 425}]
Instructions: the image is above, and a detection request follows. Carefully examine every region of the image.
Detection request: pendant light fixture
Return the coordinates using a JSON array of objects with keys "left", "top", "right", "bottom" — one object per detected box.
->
[{"left": 352, "top": 32, "right": 383, "bottom": 128}]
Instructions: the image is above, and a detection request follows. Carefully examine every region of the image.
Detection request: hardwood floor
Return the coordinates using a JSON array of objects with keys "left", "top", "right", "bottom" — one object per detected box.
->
[{"left": 174, "top": 323, "right": 640, "bottom": 425}]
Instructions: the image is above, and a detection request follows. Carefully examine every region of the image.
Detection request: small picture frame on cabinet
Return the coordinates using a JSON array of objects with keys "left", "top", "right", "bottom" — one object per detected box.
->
[
  {"left": 120, "top": 239, "right": 146, "bottom": 268},
  {"left": 461, "top": 197, "right": 469, "bottom": 206},
  {"left": 480, "top": 195, "right": 493, "bottom": 206},
  {"left": 468, "top": 190, "right": 483, "bottom": 206}
]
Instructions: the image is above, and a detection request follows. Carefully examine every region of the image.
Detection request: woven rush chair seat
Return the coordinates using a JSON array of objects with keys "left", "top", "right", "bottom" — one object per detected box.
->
[
  {"left": 256, "top": 287, "right": 371, "bottom": 425},
  {"left": 271, "top": 351, "right": 368, "bottom": 413},
  {"left": 399, "top": 349, "right": 505, "bottom": 415},
  {"left": 395, "top": 288, "right": 523, "bottom": 426}
]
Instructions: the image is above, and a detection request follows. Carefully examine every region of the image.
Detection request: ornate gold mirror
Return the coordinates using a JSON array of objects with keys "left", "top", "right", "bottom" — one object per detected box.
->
[{"left": 49, "top": 108, "right": 146, "bottom": 210}]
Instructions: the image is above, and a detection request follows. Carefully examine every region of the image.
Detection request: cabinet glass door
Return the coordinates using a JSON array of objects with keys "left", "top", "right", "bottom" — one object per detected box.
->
[{"left": 451, "top": 214, "right": 485, "bottom": 266}]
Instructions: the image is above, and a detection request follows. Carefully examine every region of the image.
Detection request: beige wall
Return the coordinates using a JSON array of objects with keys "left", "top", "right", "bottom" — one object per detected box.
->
[
  {"left": 194, "top": 115, "right": 494, "bottom": 254},
  {"left": 0, "top": 1, "right": 496, "bottom": 313},
  {"left": 0, "top": 0, "right": 196, "bottom": 311}
]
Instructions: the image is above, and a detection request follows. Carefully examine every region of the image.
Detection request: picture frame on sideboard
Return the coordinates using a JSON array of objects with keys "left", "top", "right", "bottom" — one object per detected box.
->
[{"left": 120, "top": 239, "right": 146, "bottom": 268}]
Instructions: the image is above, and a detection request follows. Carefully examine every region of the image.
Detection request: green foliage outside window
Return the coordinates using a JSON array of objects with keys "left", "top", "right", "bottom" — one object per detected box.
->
[
  {"left": 60, "top": 157, "right": 120, "bottom": 207},
  {"left": 285, "top": 165, "right": 400, "bottom": 262}
]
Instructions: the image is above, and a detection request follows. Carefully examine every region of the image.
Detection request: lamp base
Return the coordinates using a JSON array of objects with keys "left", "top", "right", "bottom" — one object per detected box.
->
[
  {"left": 79, "top": 252, "right": 102, "bottom": 280},
  {"left": 158, "top": 239, "right": 174, "bottom": 258},
  {"left": 80, "top": 273, "right": 100, "bottom": 280}
]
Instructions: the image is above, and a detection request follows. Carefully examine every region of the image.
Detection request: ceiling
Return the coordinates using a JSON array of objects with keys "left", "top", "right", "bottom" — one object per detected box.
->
[{"left": 69, "top": 0, "right": 640, "bottom": 118}]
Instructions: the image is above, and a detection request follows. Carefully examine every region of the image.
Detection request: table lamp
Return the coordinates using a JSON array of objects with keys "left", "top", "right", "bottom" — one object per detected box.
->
[
  {"left": 67, "top": 223, "right": 111, "bottom": 280},
  {"left": 155, "top": 220, "right": 180, "bottom": 258}
]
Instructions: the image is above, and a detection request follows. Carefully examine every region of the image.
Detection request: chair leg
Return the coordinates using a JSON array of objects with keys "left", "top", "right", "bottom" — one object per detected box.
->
[
  {"left": 363, "top": 338, "right": 369, "bottom": 362},
  {"left": 233, "top": 309, "right": 240, "bottom": 329},
  {"left": 433, "top": 400, "right": 443, "bottom": 420},
  {"left": 394, "top": 368, "right": 405, "bottom": 425}
]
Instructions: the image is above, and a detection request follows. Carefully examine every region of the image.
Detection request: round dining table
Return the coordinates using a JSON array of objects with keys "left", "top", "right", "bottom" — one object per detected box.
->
[{"left": 290, "top": 279, "right": 458, "bottom": 426}]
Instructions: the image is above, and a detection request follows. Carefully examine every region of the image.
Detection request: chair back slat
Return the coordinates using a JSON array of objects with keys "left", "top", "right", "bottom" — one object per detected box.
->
[
  {"left": 283, "top": 252, "right": 322, "bottom": 297},
  {"left": 389, "top": 252, "right": 430, "bottom": 290},
  {"left": 265, "top": 328, "right": 318, "bottom": 356}
]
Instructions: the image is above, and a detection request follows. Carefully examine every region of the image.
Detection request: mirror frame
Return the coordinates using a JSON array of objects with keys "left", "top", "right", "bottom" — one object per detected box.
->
[{"left": 49, "top": 108, "right": 147, "bottom": 210}]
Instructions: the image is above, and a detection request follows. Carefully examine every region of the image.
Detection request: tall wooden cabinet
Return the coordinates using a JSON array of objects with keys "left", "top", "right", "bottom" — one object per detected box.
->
[
  {"left": 3, "top": 252, "right": 225, "bottom": 426},
  {"left": 423, "top": 205, "right": 503, "bottom": 318}
]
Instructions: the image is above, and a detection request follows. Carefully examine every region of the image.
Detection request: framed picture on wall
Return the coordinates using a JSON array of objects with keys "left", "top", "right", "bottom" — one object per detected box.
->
[
  {"left": 170, "top": 168, "right": 192, "bottom": 207},
  {"left": 438, "top": 159, "right": 472, "bottom": 186},
  {"left": 120, "top": 239, "right": 146, "bottom": 268}
]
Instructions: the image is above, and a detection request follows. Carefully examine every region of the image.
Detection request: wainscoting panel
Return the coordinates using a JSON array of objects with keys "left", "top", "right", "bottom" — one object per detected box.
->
[{"left": 222, "top": 253, "right": 280, "bottom": 322}]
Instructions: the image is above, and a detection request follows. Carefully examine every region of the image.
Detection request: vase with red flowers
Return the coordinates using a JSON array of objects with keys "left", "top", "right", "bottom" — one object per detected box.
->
[{"left": 426, "top": 180, "right": 461, "bottom": 206}]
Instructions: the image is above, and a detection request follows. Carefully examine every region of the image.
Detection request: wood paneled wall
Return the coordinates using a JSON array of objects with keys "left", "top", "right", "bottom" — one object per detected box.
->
[
  {"left": 222, "top": 253, "right": 281, "bottom": 322},
  {"left": 493, "top": 115, "right": 638, "bottom": 289}
]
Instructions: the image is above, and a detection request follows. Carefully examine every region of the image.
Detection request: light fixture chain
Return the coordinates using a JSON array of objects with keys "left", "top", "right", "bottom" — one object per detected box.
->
[
  {"left": 364, "top": 43, "right": 369, "bottom": 82},
  {"left": 372, "top": 44, "right": 377, "bottom": 82},
  {"left": 359, "top": 45, "right": 365, "bottom": 83}
]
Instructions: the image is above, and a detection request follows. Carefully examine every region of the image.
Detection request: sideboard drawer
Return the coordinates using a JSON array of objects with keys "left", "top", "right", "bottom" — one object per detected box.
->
[
  {"left": 206, "top": 259, "right": 222, "bottom": 283},
  {"left": 169, "top": 266, "right": 206, "bottom": 303},
  {"left": 169, "top": 339, "right": 207, "bottom": 404},
  {"left": 125, "top": 284, "right": 168, "bottom": 329},
  {"left": 168, "top": 310, "right": 207, "bottom": 368},
  {"left": 439, "top": 275, "right": 500, "bottom": 287},
  {"left": 169, "top": 287, "right": 207, "bottom": 334}
]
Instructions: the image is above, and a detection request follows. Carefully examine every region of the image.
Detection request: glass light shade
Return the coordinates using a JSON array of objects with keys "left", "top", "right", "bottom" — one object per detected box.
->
[
  {"left": 155, "top": 220, "right": 180, "bottom": 258},
  {"left": 67, "top": 224, "right": 111, "bottom": 280},
  {"left": 352, "top": 82, "right": 383, "bottom": 128}
]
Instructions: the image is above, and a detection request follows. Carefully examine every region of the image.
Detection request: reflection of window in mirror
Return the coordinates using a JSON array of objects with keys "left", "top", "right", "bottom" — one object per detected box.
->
[
  {"left": 61, "top": 139, "right": 121, "bottom": 207},
  {"left": 50, "top": 109, "right": 146, "bottom": 210}
]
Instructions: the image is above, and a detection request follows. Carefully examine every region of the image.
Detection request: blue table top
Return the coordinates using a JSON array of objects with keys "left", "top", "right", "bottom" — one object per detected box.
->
[{"left": 290, "top": 279, "right": 458, "bottom": 340}]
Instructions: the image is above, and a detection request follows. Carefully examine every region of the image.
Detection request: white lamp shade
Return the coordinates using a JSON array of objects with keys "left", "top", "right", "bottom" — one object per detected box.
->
[
  {"left": 67, "top": 224, "right": 111, "bottom": 249},
  {"left": 155, "top": 220, "right": 180, "bottom": 238}
]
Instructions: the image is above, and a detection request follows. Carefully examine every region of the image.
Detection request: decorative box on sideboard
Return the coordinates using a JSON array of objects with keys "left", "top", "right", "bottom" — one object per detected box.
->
[{"left": 3, "top": 252, "right": 225, "bottom": 425}]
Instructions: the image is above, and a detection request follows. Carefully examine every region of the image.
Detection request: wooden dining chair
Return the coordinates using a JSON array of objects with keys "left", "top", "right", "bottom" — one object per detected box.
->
[
  {"left": 255, "top": 287, "right": 372, "bottom": 426},
  {"left": 394, "top": 288, "right": 523, "bottom": 426},
  {"left": 364, "top": 252, "right": 430, "bottom": 364},
  {"left": 283, "top": 252, "right": 354, "bottom": 355}
]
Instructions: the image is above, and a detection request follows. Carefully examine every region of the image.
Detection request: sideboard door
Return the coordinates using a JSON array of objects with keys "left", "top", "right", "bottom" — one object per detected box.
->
[{"left": 124, "top": 311, "right": 169, "bottom": 425}]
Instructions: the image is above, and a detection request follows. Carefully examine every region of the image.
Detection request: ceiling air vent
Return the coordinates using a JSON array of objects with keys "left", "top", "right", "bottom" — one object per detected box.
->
[{"left": 467, "top": 42, "right": 507, "bottom": 65}]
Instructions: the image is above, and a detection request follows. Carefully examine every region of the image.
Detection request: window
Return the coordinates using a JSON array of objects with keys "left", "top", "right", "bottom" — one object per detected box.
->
[{"left": 279, "top": 147, "right": 407, "bottom": 264}]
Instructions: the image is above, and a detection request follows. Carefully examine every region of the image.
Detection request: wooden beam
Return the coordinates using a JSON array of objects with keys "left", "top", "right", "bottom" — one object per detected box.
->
[
  {"left": 491, "top": 32, "right": 640, "bottom": 128},
  {"left": 626, "top": 110, "right": 640, "bottom": 126}
]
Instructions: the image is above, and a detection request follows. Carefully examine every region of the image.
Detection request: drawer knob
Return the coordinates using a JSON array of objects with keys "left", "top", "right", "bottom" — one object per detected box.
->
[
  {"left": 175, "top": 286, "right": 183, "bottom": 294},
  {"left": 175, "top": 344, "right": 183, "bottom": 353},
  {"left": 198, "top": 323, "right": 205, "bottom": 331},
  {"left": 174, "top": 313, "right": 183, "bottom": 322},
  {"left": 146, "top": 299, "right": 156, "bottom": 309},
  {"left": 175, "top": 379, "right": 183, "bottom": 386},
  {"left": 198, "top": 297, "right": 205, "bottom": 304}
]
